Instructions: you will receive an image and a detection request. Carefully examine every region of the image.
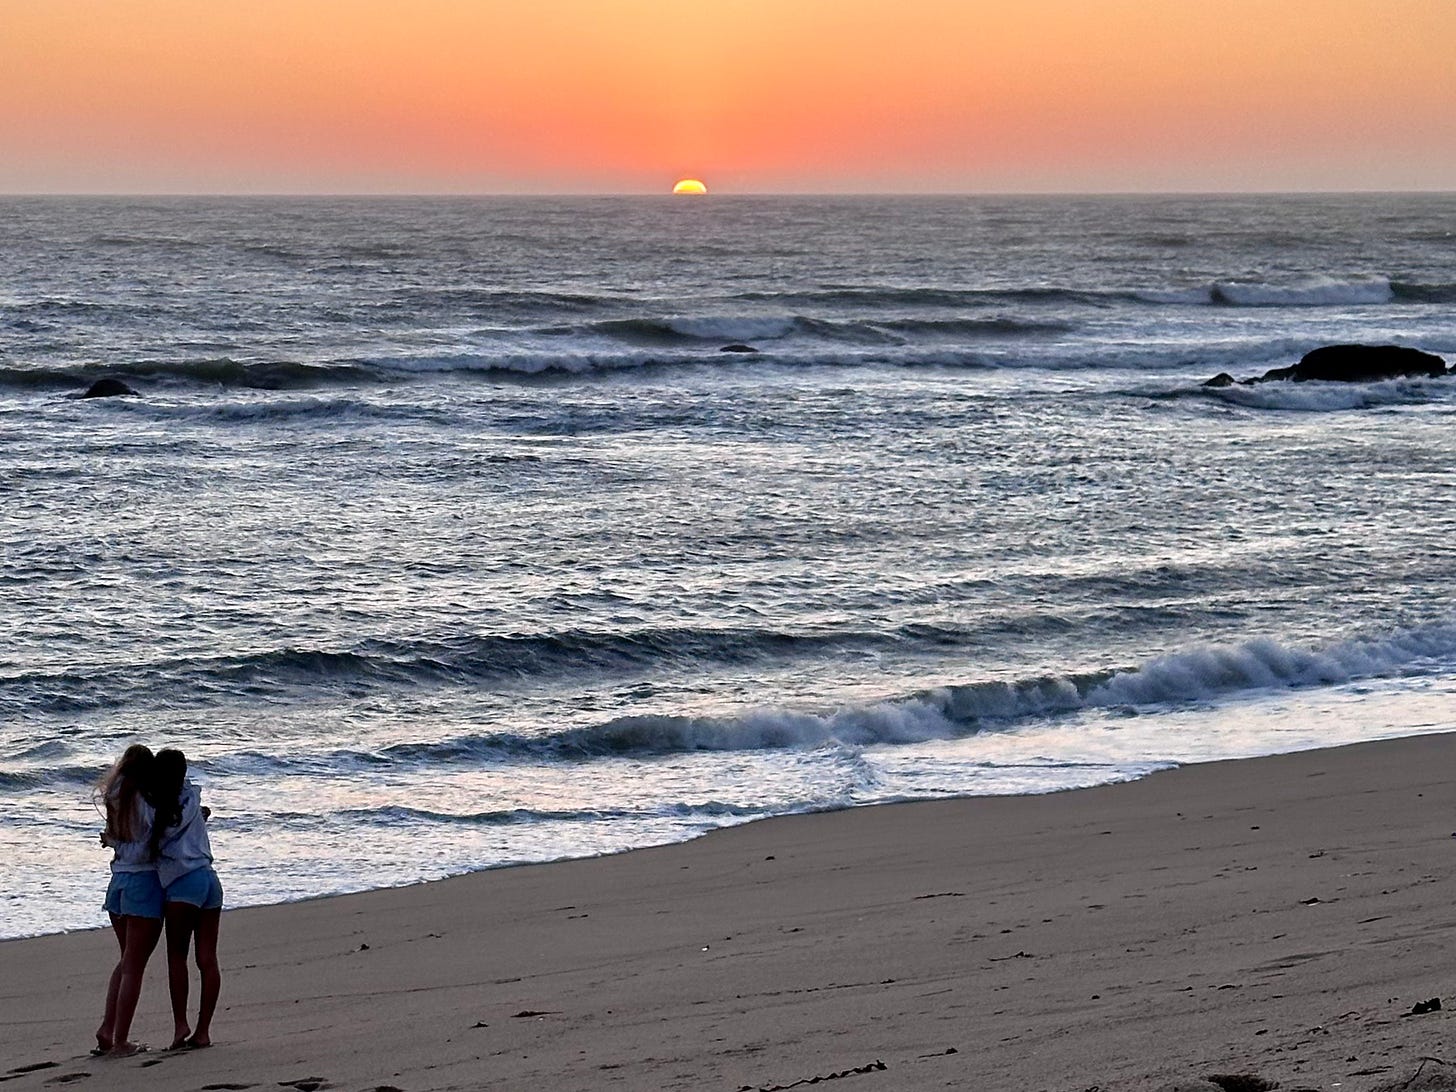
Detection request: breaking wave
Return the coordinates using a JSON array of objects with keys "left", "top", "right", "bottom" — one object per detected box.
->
[
  {"left": 1202, "top": 376, "right": 1454, "bottom": 412},
  {"left": 1211, "top": 276, "right": 1394, "bottom": 307},
  {"left": 154, "top": 620, "right": 1456, "bottom": 777}
]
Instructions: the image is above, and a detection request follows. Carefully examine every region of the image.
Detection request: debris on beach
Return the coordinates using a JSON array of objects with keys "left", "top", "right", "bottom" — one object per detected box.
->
[
  {"left": 1370, "top": 1056, "right": 1456, "bottom": 1092},
  {"left": 738, "top": 1059, "right": 887, "bottom": 1091}
]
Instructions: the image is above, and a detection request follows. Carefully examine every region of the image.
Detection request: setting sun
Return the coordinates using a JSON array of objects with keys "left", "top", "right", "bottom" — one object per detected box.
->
[{"left": 671, "top": 178, "right": 708, "bottom": 195}]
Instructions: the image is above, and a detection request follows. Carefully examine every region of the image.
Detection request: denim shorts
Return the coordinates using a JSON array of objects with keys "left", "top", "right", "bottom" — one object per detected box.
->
[
  {"left": 165, "top": 865, "right": 224, "bottom": 911},
  {"left": 103, "top": 871, "right": 165, "bottom": 919}
]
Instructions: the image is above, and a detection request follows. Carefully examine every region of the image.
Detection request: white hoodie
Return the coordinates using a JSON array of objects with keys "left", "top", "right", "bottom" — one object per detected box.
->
[{"left": 156, "top": 779, "right": 215, "bottom": 889}]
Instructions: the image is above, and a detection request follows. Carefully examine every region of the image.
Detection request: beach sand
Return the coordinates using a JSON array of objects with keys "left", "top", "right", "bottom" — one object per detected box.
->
[{"left": 3, "top": 733, "right": 1453, "bottom": 1091}]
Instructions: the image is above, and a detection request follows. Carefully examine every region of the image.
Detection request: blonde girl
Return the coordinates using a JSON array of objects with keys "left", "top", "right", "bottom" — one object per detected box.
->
[{"left": 95, "top": 744, "right": 164, "bottom": 1056}]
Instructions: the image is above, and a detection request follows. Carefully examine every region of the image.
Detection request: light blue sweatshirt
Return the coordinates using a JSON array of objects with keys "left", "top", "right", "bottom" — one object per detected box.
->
[{"left": 105, "top": 792, "right": 156, "bottom": 875}]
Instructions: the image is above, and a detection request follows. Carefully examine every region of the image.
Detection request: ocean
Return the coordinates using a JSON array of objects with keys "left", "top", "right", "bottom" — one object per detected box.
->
[{"left": 3, "top": 194, "right": 1454, "bottom": 939}]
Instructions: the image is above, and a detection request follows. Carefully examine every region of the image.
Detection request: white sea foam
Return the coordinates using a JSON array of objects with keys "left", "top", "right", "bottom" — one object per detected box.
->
[
  {"left": 663, "top": 315, "right": 798, "bottom": 341},
  {"left": 1082, "top": 625, "right": 1456, "bottom": 707},
  {"left": 1206, "top": 376, "right": 1451, "bottom": 412},
  {"left": 1213, "top": 276, "right": 1394, "bottom": 307},
  {"left": 557, "top": 697, "right": 959, "bottom": 756},
  {"left": 543, "top": 622, "right": 1456, "bottom": 757}
]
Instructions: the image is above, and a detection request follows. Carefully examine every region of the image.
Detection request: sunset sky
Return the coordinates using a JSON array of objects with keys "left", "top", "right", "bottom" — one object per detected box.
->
[{"left": 4, "top": 0, "right": 1455, "bottom": 194}]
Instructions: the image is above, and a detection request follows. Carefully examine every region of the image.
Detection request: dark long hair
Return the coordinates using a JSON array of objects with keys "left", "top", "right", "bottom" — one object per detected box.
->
[
  {"left": 96, "top": 744, "right": 154, "bottom": 845},
  {"left": 146, "top": 748, "right": 188, "bottom": 861}
]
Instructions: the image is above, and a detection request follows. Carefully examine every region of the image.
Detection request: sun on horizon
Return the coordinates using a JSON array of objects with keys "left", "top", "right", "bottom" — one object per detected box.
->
[{"left": 672, "top": 178, "right": 708, "bottom": 195}]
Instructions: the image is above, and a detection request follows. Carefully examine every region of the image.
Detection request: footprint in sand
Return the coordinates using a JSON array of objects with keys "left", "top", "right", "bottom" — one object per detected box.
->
[{"left": 4, "top": 1061, "right": 59, "bottom": 1078}]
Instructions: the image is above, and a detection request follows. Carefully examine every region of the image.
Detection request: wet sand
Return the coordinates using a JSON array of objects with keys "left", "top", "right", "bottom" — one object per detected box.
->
[{"left": 2, "top": 732, "right": 1453, "bottom": 1091}]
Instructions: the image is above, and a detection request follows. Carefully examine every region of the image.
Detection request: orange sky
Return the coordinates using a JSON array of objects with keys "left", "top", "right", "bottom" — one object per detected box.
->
[{"left": 3, "top": 0, "right": 1455, "bottom": 193}]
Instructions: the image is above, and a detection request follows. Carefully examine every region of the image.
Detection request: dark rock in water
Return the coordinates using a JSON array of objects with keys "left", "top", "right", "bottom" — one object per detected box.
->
[
  {"left": 1206, "top": 344, "right": 1447, "bottom": 387},
  {"left": 80, "top": 378, "right": 139, "bottom": 398},
  {"left": 1265, "top": 344, "right": 1447, "bottom": 383},
  {"left": 719, "top": 343, "right": 759, "bottom": 354}
]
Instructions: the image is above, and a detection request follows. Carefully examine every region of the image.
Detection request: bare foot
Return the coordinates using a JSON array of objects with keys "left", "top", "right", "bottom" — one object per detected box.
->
[
  {"left": 94, "top": 1027, "right": 113, "bottom": 1055},
  {"left": 186, "top": 1034, "right": 211, "bottom": 1049},
  {"left": 106, "top": 1042, "right": 148, "bottom": 1057}
]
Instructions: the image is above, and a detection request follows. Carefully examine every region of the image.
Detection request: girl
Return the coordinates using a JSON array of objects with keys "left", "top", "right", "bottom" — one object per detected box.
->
[
  {"left": 148, "top": 748, "right": 222, "bottom": 1051},
  {"left": 96, "top": 744, "right": 164, "bottom": 1057}
]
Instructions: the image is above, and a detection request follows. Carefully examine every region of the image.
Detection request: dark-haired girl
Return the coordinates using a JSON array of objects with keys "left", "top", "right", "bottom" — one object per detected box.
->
[
  {"left": 96, "top": 744, "right": 164, "bottom": 1056},
  {"left": 149, "top": 748, "right": 223, "bottom": 1051}
]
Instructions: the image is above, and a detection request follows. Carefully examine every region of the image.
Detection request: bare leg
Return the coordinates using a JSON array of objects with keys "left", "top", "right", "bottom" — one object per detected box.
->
[
  {"left": 96, "top": 914, "right": 126, "bottom": 1052},
  {"left": 189, "top": 909, "right": 221, "bottom": 1047},
  {"left": 109, "top": 915, "right": 162, "bottom": 1054},
  {"left": 163, "top": 902, "right": 199, "bottom": 1049}
]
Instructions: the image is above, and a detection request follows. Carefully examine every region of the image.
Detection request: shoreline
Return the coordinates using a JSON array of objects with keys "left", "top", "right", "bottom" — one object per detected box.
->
[{"left": 4, "top": 732, "right": 1454, "bottom": 1091}]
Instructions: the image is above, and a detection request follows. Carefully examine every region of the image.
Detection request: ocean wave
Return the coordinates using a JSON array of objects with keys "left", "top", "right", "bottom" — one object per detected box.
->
[
  {"left": 660, "top": 315, "right": 801, "bottom": 342},
  {"left": 7, "top": 622, "right": 1455, "bottom": 792},
  {"left": 100, "top": 395, "right": 435, "bottom": 425},
  {"left": 535, "top": 315, "right": 804, "bottom": 346},
  {"left": 355, "top": 346, "right": 1004, "bottom": 377},
  {"left": 1391, "top": 281, "right": 1456, "bottom": 304},
  {"left": 0, "top": 764, "right": 105, "bottom": 791},
  {"left": 392, "top": 286, "right": 616, "bottom": 315},
  {"left": 1201, "top": 375, "right": 1453, "bottom": 412},
  {"left": 359, "top": 349, "right": 673, "bottom": 377},
  {"left": 540, "top": 622, "right": 1456, "bottom": 755},
  {"left": 727, "top": 278, "right": 1438, "bottom": 311},
  {"left": 0, "top": 625, "right": 909, "bottom": 716},
  {"left": 876, "top": 316, "right": 1074, "bottom": 337},
  {"left": 4, "top": 297, "right": 141, "bottom": 318},
  {"left": 0, "top": 365, "right": 92, "bottom": 391},
  {"left": 729, "top": 285, "right": 1127, "bottom": 308},
  {"left": 363, "top": 339, "right": 1270, "bottom": 378},
  {"left": 109, "top": 358, "right": 376, "bottom": 389},
  {"left": 1211, "top": 276, "right": 1394, "bottom": 307},
  {"left": 0, "top": 358, "right": 381, "bottom": 395},
  {"left": 187, "top": 620, "right": 1456, "bottom": 773},
  {"left": 528, "top": 312, "right": 1068, "bottom": 350},
  {"left": 334, "top": 800, "right": 772, "bottom": 827},
  {"left": 19, "top": 339, "right": 1434, "bottom": 406}
]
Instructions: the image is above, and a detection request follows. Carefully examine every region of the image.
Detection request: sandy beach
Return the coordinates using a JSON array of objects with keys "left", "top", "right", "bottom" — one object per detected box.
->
[{"left": 3, "top": 732, "right": 1453, "bottom": 1091}]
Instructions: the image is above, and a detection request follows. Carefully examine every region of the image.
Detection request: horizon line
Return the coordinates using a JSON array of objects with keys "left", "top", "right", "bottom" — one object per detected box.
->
[{"left": 3, "top": 187, "right": 1455, "bottom": 200}]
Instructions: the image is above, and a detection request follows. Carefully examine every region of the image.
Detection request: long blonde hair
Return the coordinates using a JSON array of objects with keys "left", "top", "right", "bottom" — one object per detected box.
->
[{"left": 96, "top": 744, "right": 153, "bottom": 845}]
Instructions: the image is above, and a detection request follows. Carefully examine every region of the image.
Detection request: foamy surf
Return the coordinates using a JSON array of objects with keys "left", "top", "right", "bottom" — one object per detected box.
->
[{"left": 25, "top": 620, "right": 1443, "bottom": 777}]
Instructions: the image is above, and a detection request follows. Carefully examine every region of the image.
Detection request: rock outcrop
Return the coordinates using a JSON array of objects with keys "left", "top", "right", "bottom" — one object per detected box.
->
[
  {"left": 1205, "top": 344, "right": 1447, "bottom": 387},
  {"left": 79, "top": 378, "right": 140, "bottom": 398}
]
